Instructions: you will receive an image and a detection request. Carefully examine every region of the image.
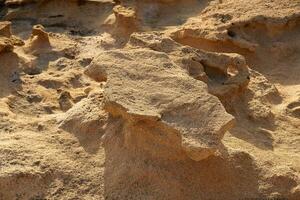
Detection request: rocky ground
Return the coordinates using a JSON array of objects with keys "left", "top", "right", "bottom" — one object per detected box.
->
[{"left": 0, "top": 0, "right": 300, "bottom": 199}]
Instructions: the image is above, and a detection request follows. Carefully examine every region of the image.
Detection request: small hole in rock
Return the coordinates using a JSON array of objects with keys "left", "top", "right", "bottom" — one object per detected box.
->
[{"left": 227, "top": 30, "right": 236, "bottom": 38}]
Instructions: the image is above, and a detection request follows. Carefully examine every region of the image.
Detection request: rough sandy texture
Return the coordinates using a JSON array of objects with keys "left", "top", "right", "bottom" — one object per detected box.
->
[{"left": 0, "top": 0, "right": 300, "bottom": 199}]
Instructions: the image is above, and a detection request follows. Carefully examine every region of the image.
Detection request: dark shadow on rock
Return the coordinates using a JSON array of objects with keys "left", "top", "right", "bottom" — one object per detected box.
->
[
  {"left": 137, "top": 0, "right": 210, "bottom": 30},
  {"left": 227, "top": 112, "right": 276, "bottom": 151},
  {"left": 58, "top": 94, "right": 107, "bottom": 154},
  {"left": 59, "top": 116, "right": 106, "bottom": 154},
  {"left": 103, "top": 142, "right": 264, "bottom": 200},
  {"left": 224, "top": 77, "right": 279, "bottom": 151},
  {"left": 102, "top": 116, "right": 263, "bottom": 200},
  {"left": 0, "top": 52, "right": 23, "bottom": 98},
  {"left": 229, "top": 125, "right": 275, "bottom": 151},
  {"left": 70, "top": 129, "right": 104, "bottom": 154},
  {"left": 3, "top": 0, "right": 115, "bottom": 36}
]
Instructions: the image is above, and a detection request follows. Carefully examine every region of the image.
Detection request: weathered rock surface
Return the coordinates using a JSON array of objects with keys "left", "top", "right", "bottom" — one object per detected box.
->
[
  {"left": 113, "top": 5, "right": 138, "bottom": 34},
  {"left": 0, "top": 36, "right": 13, "bottom": 53},
  {"left": 127, "top": 32, "right": 250, "bottom": 100},
  {"left": 86, "top": 36, "right": 238, "bottom": 161},
  {"left": 25, "top": 24, "right": 51, "bottom": 52},
  {"left": 0, "top": 21, "right": 12, "bottom": 37},
  {"left": 58, "top": 91, "right": 107, "bottom": 136},
  {"left": 171, "top": 0, "right": 300, "bottom": 53},
  {"left": 0, "top": 0, "right": 300, "bottom": 200}
]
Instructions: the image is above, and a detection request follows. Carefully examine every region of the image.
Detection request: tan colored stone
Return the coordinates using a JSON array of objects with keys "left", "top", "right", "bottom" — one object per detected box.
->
[
  {"left": 113, "top": 5, "right": 138, "bottom": 34},
  {"left": 86, "top": 46, "right": 235, "bottom": 161},
  {"left": 0, "top": 37, "right": 13, "bottom": 53},
  {"left": 0, "top": 21, "right": 12, "bottom": 38}
]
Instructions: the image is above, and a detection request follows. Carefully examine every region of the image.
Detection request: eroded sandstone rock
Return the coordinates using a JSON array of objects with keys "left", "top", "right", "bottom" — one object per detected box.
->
[
  {"left": 0, "top": 1, "right": 299, "bottom": 199},
  {"left": 171, "top": 1, "right": 300, "bottom": 53},
  {"left": 58, "top": 91, "right": 107, "bottom": 135},
  {"left": 113, "top": 4, "right": 138, "bottom": 34},
  {"left": 86, "top": 45, "right": 235, "bottom": 161},
  {"left": 127, "top": 32, "right": 250, "bottom": 99},
  {"left": 0, "top": 21, "right": 12, "bottom": 38},
  {"left": 58, "top": 91, "right": 73, "bottom": 112},
  {"left": 28, "top": 24, "right": 50, "bottom": 49},
  {"left": 0, "top": 21, "right": 24, "bottom": 47},
  {"left": 0, "top": 37, "right": 13, "bottom": 53}
]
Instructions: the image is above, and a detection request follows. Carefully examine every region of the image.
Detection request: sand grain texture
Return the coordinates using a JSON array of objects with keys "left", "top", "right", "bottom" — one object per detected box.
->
[{"left": 0, "top": 0, "right": 300, "bottom": 199}]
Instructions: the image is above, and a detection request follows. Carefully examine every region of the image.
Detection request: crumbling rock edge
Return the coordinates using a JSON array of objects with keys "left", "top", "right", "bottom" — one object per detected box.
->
[
  {"left": 171, "top": 12, "right": 300, "bottom": 53},
  {"left": 85, "top": 33, "right": 251, "bottom": 161}
]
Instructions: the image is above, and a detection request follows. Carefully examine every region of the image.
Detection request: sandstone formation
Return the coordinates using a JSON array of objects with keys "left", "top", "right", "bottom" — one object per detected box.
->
[
  {"left": 113, "top": 5, "right": 138, "bottom": 34},
  {"left": 0, "top": 0, "right": 300, "bottom": 199},
  {"left": 0, "top": 21, "right": 12, "bottom": 37},
  {"left": 127, "top": 32, "right": 250, "bottom": 100},
  {"left": 87, "top": 48, "right": 234, "bottom": 162},
  {"left": 58, "top": 91, "right": 107, "bottom": 136},
  {"left": 0, "top": 37, "right": 13, "bottom": 53}
]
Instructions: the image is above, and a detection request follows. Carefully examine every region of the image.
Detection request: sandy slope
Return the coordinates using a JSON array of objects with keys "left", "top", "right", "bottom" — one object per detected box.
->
[{"left": 0, "top": 0, "right": 300, "bottom": 199}]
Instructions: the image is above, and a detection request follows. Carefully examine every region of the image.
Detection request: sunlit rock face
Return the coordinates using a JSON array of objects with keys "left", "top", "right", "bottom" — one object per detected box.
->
[{"left": 0, "top": 0, "right": 300, "bottom": 200}]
